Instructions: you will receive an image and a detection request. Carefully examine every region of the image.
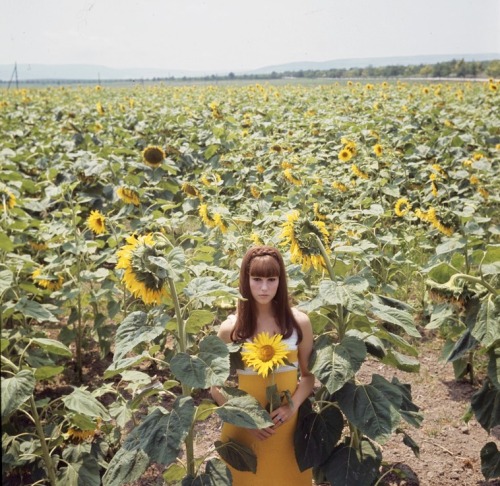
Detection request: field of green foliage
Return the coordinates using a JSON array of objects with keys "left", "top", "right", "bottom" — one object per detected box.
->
[{"left": 1, "top": 79, "right": 499, "bottom": 485}]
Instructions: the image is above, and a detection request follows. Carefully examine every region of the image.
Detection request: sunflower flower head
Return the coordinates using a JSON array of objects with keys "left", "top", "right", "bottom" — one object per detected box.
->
[
  {"left": 351, "top": 164, "right": 369, "bottom": 180},
  {"left": 478, "top": 187, "right": 489, "bottom": 199},
  {"left": 283, "top": 168, "right": 302, "bottom": 186},
  {"left": 1, "top": 188, "right": 16, "bottom": 210},
  {"left": 241, "top": 332, "right": 289, "bottom": 378},
  {"left": 115, "top": 233, "right": 170, "bottom": 305},
  {"left": 250, "top": 186, "right": 261, "bottom": 198},
  {"left": 281, "top": 210, "right": 330, "bottom": 271},
  {"left": 117, "top": 186, "right": 140, "bottom": 206},
  {"left": 212, "top": 212, "right": 228, "bottom": 233},
  {"left": 142, "top": 146, "right": 165, "bottom": 168},
  {"left": 313, "top": 203, "right": 327, "bottom": 220},
  {"left": 431, "top": 181, "right": 439, "bottom": 197},
  {"left": 199, "top": 203, "right": 217, "bottom": 228},
  {"left": 373, "top": 144, "right": 383, "bottom": 157},
  {"left": 32, "top": 268, "right": 64, "bottom": 291},
  {"left": 250, "top": 232, "right": 262, "bottom": 245},
  {"left": 96, "top": 102, "right": 105, "bottom": 115},
  {"left": 181, "top": 182, "right": 200, "bottom": 198},
  {"left": 332, "top": 181, "right": 348, "bottom": 192},
  {"left": 87, "top": 210, "right": 106, "bottom": 235},
  {"left": 338, "top": 148, "right": 353, "bottom": 162},
  {"left": 395, "top": 198, "right": 412, "bottom": 217}
]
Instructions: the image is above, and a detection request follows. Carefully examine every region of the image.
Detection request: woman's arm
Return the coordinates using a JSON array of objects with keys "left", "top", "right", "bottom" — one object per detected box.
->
[{"left": 269, "top": 309, "right": 315, "bottom": 426}]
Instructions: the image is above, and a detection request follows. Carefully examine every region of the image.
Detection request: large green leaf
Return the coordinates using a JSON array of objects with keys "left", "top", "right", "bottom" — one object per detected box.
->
[
  {"left": 31, "top": 338, "right": 73, "bottom": 357},
  {"left": 370, "top": 298, "right": 420, "bottom": 338},
  {"left": 471, "top": 378, "right": 500, "bottom": 433},
  {"left": 391, "top": 376, "right": 423, "bottom": 428},
  {"left": 123, "top": 397, "right": 195, "bottom": 465},
  {"left": 322, "top": 439, "right": 382, "bottom": 486},
  {"left": 34, "top": 365, "right": 65, "bottom": 381},
  {"left": 374, "top": 329, "right": 418, "bottom": 357},
  {"left": 426, "top": 303, "right": 455, "bottom": 330},
  {"left": 170, "top": 335, "right": 230, "bottom": 388},
  {"left": 294, "top": 398, "right": 343, "bottom": 470},
  {"left": 435, "top": 237, "right": 467, "bottom": 256},
  {"left": 14, "top": 297, "right": 58, "bottom": 323},
  {"left": 148, "top": 246, "right": 185, "bottom": 281},
  {"left": 0, "top": 269, "right": 13, "bottom": 295},
  {"left": 316, "top": 279, "right": 365, "bottom": 313},
  {"left": 471, "top": 295, "right": 500, "bottom": 349},
  {"left": 183, "top": 458, "right": 233, "bottom": 486},
  {"left": 396, "top": 428, "right": 421, "bottom": 458},
  {"left": 310, "top": 335, "right": 366, "bottom": 394},
  {"left": 0, "top": 232, "right": 14, "bottom": 251},
  {"left": 114, "top": 311, "right": 167, "bottom": 361},
  {"left": 102, "top": 448, "right": 150, "bottom": 486},
  {"left": 215, "top": 439, "right": 257, "bottom": 473},
  {"left": 62, "top": 387, "right": 111, "bottom": 421},
  {"left": 445, "top": 329, "right": 478, "bottom": 363},
  {"left": 488, "top": 347, "right": 500, "bottom": 388},
  {"left": 104, "top": 353, "right": 150, "bottom": 379},
  {"left": 382, "top": 349, "right": 420, "bottom": 372},
  {"left": 370, "top": 374, "right": 403, "bottom": 410},
  {"left": 56, "top": 452, "right": 101, "bottom": 486},
  {"left": 216, "top": 388, "right": 273, "bottom": 429},
  {"left": 183, "top": 277, "right": 238, "bottom": 307},
  {"left": 335, "top": 381, "right": 401, "bottom": 444},
  {"left": 425, "top": 262, "right": 460, "bottom": 282},
  {"left": 185, "top": 309, "right": 215, "bottom": 334},
  {"left": 1, "top": 370, "right": 36, "bottom": 423},
  {"left": 480, "top": 442, "right": 500, "bottom": 480}
]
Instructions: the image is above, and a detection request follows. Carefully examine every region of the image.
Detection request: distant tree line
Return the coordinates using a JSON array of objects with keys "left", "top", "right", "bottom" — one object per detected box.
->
[
  {"left": 188, "top": 59, "right": 500, "bottom": 83},
  {"left": 2, "top": 58, "right": 499, "bottom": 87}
]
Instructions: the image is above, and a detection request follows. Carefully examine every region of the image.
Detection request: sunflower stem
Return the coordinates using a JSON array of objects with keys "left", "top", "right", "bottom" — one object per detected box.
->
[
  {"left": 310, "top": 233, "right": 335, "bottom": 280},
  {"left": 2, "top": 356, "right": 57, "bottom": 485},
  {"left": 449, "top": 273, "right": 497, "bottom": 296},
  {"left": 166, "top": 276, "right": 195, "bottom": 477}
]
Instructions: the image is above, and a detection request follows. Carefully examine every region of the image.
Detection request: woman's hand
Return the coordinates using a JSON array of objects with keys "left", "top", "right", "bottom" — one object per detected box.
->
[
  {"left": 247, "top": 404, "right": 295, "bottom": 440},
  {"left": 270, "top": 404, "right": 295, "bottom": 428},
  {"left": 248, "top": 426, "right": 276, "bottom": 441}
]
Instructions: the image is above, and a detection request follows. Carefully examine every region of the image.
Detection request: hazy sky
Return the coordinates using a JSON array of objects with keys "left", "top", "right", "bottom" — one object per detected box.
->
[{"left": 1, "top": 0, "right": 499, "bottom": 72}]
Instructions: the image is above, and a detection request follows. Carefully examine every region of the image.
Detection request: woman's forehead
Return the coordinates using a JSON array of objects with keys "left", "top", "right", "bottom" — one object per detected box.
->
[{"left": 248, "top": 255, "right": 280, "bottom": 276}]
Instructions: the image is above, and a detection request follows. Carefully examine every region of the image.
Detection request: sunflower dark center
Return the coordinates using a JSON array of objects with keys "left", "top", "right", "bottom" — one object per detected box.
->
[{"left": 258, "top": 345, "right": 275, "bottom": 362}]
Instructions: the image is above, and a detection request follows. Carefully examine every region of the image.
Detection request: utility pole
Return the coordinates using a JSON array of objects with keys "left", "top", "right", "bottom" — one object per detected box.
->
[{"left": 7, "top": 62, "right": 19, "bottom": 90}]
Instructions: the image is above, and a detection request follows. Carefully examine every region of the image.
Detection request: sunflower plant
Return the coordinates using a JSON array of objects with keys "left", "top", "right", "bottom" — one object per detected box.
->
[
  {"left": 284, "top": 228, "right": 424, "bottom": 486},
  {"left": 423, "top": 241, "right": 499, "bottom": 479},
  {"left": 102, "top": 235, "right": 248, "bottom": 486}
]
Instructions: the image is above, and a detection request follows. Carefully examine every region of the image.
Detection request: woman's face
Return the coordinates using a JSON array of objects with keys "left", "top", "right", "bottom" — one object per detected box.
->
[{"left": 249, "top": 275, "right": 279, "bottom": 306}]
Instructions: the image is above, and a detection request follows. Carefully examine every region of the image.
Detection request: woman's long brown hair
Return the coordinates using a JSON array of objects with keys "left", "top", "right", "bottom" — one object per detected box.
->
[{"left": 230, "top": 246, "right": 303, "bottom": 343}]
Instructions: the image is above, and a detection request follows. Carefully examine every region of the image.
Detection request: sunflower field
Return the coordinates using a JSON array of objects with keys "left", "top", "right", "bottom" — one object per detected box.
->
[{"left": 1, "top": 79, "right": 499, "bottom": 486}]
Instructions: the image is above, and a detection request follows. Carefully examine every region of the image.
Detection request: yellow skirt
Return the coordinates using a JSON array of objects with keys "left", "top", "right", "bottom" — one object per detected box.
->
[{"left": 220, "top": 367, "right": 312, "bottom": 486}]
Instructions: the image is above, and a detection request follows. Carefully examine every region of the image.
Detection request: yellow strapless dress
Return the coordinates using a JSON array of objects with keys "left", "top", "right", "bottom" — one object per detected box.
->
[{"left": 220, "top": 336, "right": 312, "bottom": 486}]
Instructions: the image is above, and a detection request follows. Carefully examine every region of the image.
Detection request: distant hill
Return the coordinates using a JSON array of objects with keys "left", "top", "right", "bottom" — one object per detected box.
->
[
  {"left": 1, "top": 53, "right": 498, "bottom": 81},
  {"left": 248, "top": 53, "right": 500, "bottom": 75},
  {"left": 0, "top": 64, "right": 212, "bottom": 81}
]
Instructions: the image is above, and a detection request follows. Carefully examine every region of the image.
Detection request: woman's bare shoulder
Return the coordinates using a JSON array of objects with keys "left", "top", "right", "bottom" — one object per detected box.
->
[
  {"left": 217, "top": 314, "right": 237, "bottom": 343},
  {"left": 291, "top": 307, "right": 310, "bottom": 327}
]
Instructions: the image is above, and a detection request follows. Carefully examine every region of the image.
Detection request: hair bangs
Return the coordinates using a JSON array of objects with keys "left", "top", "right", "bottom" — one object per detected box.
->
[{"left": 249, "top": 255, "right": 280, "bottom": 278}]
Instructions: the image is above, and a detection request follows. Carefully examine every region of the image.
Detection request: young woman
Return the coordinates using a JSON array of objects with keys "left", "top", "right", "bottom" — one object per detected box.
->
[{"left": 211, "top": 245, "right": 314, "bottom": 485}]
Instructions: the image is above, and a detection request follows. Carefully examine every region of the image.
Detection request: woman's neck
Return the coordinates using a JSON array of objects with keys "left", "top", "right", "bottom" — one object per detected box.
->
[{"left": 255, "top": 304, "right": 279, "bottom": 334}]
